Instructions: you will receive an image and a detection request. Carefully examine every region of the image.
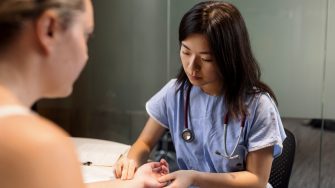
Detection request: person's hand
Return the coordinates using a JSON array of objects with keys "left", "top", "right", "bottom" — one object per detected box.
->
[
  {"left": 158, "top": 159, "right": 169, "bottom": 175},
  {"left": 133, "top": 159, "right": 170, "bottom": 188},
  {"left": 114, "top": 156, "right": 138, "bottom": 180},
  {"left": 158, "top": 170, "right": 196, "bottom": 188}
]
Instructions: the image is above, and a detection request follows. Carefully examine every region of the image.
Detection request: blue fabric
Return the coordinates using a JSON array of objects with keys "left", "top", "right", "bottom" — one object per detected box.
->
[{"left": 146, "top": 79, "right": 286, "bottom": 173}]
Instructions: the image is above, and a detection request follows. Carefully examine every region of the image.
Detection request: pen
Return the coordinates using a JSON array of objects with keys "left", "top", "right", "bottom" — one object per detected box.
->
[
  {"left": 81, "top": 161, "right": 114, "bottom": 167},
  {"left": 82, "top": 161, "right": 92, "bottom": 166},
  {"left": 81, "top": 148, "right": 130, "bottom": 167}
]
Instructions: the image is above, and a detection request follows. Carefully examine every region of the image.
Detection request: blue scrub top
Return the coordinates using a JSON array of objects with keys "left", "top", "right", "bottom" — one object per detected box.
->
[{"left": 146, "top": 79, "right": 286, "bottom": 173}]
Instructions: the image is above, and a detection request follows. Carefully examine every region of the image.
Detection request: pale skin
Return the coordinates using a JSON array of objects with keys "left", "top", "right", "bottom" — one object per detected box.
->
[
  {"left": 115, "top": 34, "right": 274, "bottom": 188},
  {"left": 0, "top": 0, "right": 167, "bottom": 187}
]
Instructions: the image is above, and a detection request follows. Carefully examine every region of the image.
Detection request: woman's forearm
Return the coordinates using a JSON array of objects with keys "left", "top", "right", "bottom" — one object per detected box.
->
[
  {"left": 192, "top": 146, "right": 273, "bottom": 188},
  {"left": 86, "top": 179, "right": 140, "bottom": 188},
  {"left": 192, "top": 170, "right": 267, "bottom": 188},
  {"left": 127, "top": 118, "right": 167, "bottom": 165},
  {"left": 127, "top": 140, "right": 152, "bottom": 165}
]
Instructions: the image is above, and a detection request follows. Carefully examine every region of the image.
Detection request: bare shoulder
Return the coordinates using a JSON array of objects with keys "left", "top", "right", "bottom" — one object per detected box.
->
[
  {"left": 0, "top": 113, "right": 71, "bottom": 151},
  {"left": 0, "top": 114, "right": 84, "bottom": 188}
]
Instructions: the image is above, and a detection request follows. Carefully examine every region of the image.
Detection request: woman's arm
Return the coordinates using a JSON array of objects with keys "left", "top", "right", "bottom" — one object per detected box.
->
[
  {"left": 115, "top": 117, "right": 167, "bottom": 179},
  {"left": 87, "top": 161, "right": 168, "bottom": 188},
  {"left": 159, "top": 146, "right": 274, "bottom": 188}
]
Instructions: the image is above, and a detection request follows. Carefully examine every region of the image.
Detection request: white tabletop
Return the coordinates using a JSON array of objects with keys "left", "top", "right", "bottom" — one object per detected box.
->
[{"left": 72, "top": 137, "right": 130, "bottom": 183}]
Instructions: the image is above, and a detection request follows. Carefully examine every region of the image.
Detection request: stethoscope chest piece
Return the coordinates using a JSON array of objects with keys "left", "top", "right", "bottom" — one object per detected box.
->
[{"left": 182, "top": 128, "right": 194, "bottom": 142}]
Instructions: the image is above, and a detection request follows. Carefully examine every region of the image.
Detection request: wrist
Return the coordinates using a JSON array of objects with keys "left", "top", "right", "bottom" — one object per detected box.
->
[
  {"left": 128, "top": 178, "right": 144, "bottom": 188},
  {"left": 189, "top": 170, "right": 201, "bottom": 186}
]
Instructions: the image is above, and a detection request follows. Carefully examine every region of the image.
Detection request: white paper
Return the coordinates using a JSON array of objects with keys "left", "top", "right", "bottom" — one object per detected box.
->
[{"left": 72, "top": 137, "right": 130, "bottom": 183}]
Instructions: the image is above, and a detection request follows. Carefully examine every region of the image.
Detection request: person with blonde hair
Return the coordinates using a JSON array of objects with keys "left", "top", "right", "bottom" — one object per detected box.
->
[{"left": 0, "top": 0, "right": 167, "bottom": 187}]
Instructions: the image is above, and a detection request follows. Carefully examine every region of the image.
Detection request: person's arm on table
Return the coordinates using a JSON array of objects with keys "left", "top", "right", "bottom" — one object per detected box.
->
[
  {"left": 115, "top": 117, "right": 167, "bottom": 180},
  {"left": 87, "top": 161, "right": 168, "bottom": 188},
  {"left": 159, "top": 146, "right": 274, "bottom": 188}
]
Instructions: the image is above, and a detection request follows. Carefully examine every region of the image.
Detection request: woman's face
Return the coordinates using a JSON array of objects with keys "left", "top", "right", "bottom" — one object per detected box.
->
[
  {"left": 43, "top": 0, "right": 94, "bottom": 98},
  {"left": 180, "top": 33, "right": 222, "bottom": 95}
]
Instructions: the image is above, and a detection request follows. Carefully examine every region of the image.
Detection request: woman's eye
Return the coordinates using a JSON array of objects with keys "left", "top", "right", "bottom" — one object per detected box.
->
[
  {"left": 201, "top": 58, "right": 213, "bottom": 62},
  {"left": 182, "top": 51, "right": 190, "bottom": 55}
]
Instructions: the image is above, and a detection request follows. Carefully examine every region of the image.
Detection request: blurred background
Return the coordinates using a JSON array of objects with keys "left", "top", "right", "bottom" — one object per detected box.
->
[{"left": 35, "top": 0, "right": 335, "bottom": 187}]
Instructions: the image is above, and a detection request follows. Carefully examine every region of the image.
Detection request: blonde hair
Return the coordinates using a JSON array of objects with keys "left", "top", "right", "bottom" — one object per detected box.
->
[{"left": 0, "top": 0, "right": 84, "bottom": 49}]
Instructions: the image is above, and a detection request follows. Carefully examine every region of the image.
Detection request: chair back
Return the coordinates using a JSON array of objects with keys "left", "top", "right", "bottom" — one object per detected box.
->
[{"left": 269, "top": 128, "right": 296, "bottom": 188}]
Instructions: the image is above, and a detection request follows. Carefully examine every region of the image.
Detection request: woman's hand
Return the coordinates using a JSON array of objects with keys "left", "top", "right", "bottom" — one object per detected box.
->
[
  {"left": 133, "top": 159, "right": 170, "bottom": 188},
  {"left": 158, "top": 170, "right": 196, "bottom": 188},
  {"left": 114, "top": 156, "right": 139, "bottom": 180}
]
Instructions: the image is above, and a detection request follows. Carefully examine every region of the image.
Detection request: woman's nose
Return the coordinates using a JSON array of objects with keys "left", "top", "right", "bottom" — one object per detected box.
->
[{"left": 188, "top": 55, "right": 200, "bottom": 72}]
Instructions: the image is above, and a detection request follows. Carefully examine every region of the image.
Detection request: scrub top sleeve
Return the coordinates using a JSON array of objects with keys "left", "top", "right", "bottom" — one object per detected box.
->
[
  {"left": 247, "top": 94, "right": 286, "bottom": 158},
  {"left": 145, "top": 79, "right": 176, "bottom": 129}
]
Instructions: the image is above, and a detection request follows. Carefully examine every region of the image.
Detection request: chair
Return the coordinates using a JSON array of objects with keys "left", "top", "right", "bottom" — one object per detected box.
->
[
  {"left": 152, "top": 130, "right": 179, "bottom": 172},
  {"left": 269, "top": 128, "right": 296, "bottom": 188}
]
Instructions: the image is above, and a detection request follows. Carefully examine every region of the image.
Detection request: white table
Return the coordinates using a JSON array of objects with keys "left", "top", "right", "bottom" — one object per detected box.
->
[{"left": 72, "top": 137, "right": 130, "bottom": 183}]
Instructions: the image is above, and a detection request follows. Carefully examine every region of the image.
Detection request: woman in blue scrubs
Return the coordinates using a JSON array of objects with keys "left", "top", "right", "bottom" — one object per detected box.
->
[{"left": 115, "top": 1, "right": 286, "bottom": 188}]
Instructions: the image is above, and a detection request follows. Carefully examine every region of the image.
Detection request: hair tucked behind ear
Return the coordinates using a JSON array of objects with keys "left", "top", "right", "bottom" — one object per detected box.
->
[{"left": 0, "top": 0, "right": 84, "bottom": 50}]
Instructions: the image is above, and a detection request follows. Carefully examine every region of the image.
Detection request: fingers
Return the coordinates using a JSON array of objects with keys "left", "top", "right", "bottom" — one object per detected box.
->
[
  {"left": 114, "top": 158, "right": 138, "bottom": 180},
  {"left": 150, "top": 161, "right": 163, "bottom": 169},
  {"left": 121, "top": 159, "right": 137, "bottom": 180},
  {"left": 114, "top": 160, "right": 123, "bottom": 178},
  {"left": 159, "top": 159, "right": 169, "bottom": 174},
  {"left": 160, "top": 165, "right": 169, "bottom": 175},
  {"left": 120, "top": 160, "right": 129, "bottom": 180},
  {"left": 126, "top": 160, "right": 136, "bottom": 180},
  {"left": 158, "top": 172, "right": 175, "bottom": 183},
  {"left": 149, "top": 161, "right": 169, "bottom": 175},
  {"left": 160, "top": 158, "right": 168, "bottom": 166}
]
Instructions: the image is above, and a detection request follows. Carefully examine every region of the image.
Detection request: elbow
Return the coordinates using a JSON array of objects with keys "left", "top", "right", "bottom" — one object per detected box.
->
[
  {"left": 255, "top": 177, "right": 270, "bottom": 188},
  {"left": 248, "top": 174, "right": 269, "bottom": 188}
]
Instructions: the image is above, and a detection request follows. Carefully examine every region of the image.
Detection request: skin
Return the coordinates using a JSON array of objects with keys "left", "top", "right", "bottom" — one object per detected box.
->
[
  {"left": 179, "top": 34, "right": 223, "bottom": 96},
  {"left": 115, "top": 34, "right": 274, "bottom": 188},
  {"left": 0, "top": 0, "right": 167, "bottom": 187}
]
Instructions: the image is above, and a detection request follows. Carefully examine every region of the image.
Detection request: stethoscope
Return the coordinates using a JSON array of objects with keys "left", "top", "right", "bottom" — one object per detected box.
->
[{"left": 181, "top": 85, "right": 246, "bottom": 160}]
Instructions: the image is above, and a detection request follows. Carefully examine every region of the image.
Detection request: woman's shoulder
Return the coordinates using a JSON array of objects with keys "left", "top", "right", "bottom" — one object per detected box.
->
[
  {"left": 248, "top": 92, "right": 276, "bottom": 107},
  {"left": 245, "top": 92, "right": 280, "bottom": 121},
  {"left": 0, "top": 114, "right": 70, "bottom": 146},
  {"left": 0, "top": 115, "right": 84, "bottom": 187},
  {"left": 152, "top": 79, "right": 180, "bottom": 98},
  {"left": 163, "top": 79, "right": 179, "bottom": 91},
  {"left": 0, "top": 114, "right": 73, "bottom": 164}
]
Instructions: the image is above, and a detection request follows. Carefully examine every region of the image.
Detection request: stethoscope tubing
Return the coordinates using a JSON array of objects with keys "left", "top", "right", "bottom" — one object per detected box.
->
[
  {"left": 181, "top": 83, "right": 246, "bottom": 160},
  {"left": 184, "top": 85, "right": 192, "bottom": 129},
  {"left": 222, "top": 122, "right": 244, "bottom": 159}
]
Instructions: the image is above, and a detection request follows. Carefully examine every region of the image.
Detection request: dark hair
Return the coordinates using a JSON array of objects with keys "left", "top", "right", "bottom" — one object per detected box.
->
[
  {"left": 176, "top": 1, "right": 277, "bottom": 119},
  {"left": 0, "top": 0, "right": 84, "bottom": 50}
]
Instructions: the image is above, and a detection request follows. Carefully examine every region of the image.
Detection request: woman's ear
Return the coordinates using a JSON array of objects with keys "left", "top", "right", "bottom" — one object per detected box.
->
[{"left": 34, "top": 10, "right": 60, "bottom": 55}]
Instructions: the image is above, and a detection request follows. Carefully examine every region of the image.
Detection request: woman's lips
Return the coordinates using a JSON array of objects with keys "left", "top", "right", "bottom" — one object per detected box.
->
[{"left": 188, "top": 74, "right": 201, "bottom": 81}]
